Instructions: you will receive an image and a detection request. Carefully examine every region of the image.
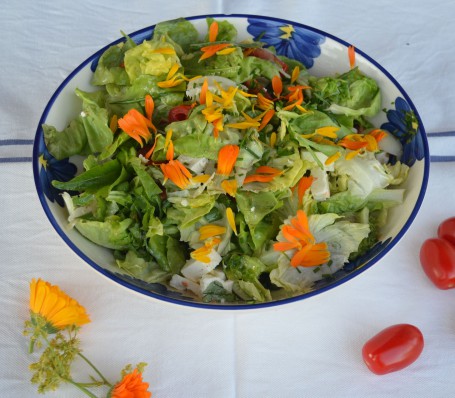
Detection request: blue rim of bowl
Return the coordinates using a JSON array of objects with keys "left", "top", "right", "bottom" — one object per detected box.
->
[{"left": 32, "top": 13, "right": 430, "bottom": 310}]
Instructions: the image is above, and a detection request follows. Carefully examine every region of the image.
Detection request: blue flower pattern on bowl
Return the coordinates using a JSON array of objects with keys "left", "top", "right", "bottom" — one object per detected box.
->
[
  {"left": 247, "top": 18, "right": 325, "bottom": 69},
  {"left": 381, "top": 97, "right": 425, "bottom": 167},
  {"left": 38, "top": 138, "right": 77, "bottom": 207}
]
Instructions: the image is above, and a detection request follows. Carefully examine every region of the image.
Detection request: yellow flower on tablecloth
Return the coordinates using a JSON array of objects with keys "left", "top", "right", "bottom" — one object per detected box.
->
[
  {"left": 29, "top": 278, "right": 90, "bottom": 330},
  {"left": 111, "top": 367, "right": 152, "bottom": 398}
]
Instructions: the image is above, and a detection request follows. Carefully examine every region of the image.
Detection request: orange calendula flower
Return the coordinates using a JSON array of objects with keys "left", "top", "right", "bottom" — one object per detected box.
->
[
  {"left": 118, "top": 109, "right": 153, "bottom": 147},
  {"left": 273, "top": 210, "right": 330, "bottom": 268},
  {"left": 217, "top": 144, "right": 240, "bottom": 175},
  {"left": 111, "top": 368, "right": 152, "bottom": 398},
  {"left": 29, "top": 278, "right": 90, "bottom": 329},
  {"left": 243, "top": 166, "right": 282, "bottom": 184}
]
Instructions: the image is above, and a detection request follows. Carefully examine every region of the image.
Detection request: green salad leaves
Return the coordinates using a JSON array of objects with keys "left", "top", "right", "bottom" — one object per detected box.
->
[{"left": 44, "top": 17, "right": 409, "bottom": 304}]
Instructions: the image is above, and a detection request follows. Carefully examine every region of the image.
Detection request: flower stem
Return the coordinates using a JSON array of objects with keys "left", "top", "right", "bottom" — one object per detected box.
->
[
  {"left": 63, "top": 378, "right": 98, "bottom": 398},
  {"left": 78, "top": 352, "right": 112, "bottom": 386}
]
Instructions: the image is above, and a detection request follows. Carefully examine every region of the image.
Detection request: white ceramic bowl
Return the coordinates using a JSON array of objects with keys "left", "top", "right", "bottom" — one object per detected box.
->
[{"left": 33, "top": 14, "right": 429, "bottom": 309}]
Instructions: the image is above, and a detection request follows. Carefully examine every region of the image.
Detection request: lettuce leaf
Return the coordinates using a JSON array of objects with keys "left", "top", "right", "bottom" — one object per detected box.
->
[
  {"left": 153, "top": 18, "right": 199, "bottom": 53},
  {"left": 116, "top": 250, "right": 170, "bottom": 283},
  {"left": 124, "top": 40, "right": 180, "bottom": 81},
  {"left": 92, "top": 36, "right": 136, "bottom": 86},
  {"left": 43, "top": 99, "right": 114, "bottom": 160},
  {"left": 74, "top": 216, "right": 133, "bottom": 250},
  {"left": 205, "top": 18, "right": 237, "bottom": 42}
]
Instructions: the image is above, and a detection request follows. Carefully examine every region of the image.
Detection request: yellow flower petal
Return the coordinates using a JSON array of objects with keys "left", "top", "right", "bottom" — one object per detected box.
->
[
  {"left": 221, "top": 179, "right": 238, "bottom": 197},
  {"left": 315, "top": 126, "right": 339, "bottom": 139},
  {"left": 29, "top": 279, "right": 90, "bottom": 329},
  {"left": 199, "top": 225, "right": 227, "bottom": 241},
  {"left": 226, "top": 207, "right": 238, "bottom": 235}
]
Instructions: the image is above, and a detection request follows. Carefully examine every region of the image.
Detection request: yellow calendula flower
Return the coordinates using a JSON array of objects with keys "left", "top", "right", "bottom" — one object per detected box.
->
[{"left": 29, "top": 278, "right": 90, "bottom": 330}]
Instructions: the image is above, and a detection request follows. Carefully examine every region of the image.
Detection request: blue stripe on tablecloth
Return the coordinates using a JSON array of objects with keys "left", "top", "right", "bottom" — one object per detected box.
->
[
  {"left": 429, "top": 155, "right": 455, "bottom": 162},
  {"left": 1, "top": 134, "right": 455, "bottom": 163},
  {"left": 0, "top": 139, "right": 34, "bottom": 146},
  {"left": 0, "top": 157, "right": 33, "bottom": 163},
  {"left": 426, "top": 131, "right": 455, "bottom": 137}
]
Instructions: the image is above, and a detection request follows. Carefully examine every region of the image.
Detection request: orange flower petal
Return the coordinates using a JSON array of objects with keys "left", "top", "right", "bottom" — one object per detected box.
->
[
  {"left": 111, "top": 368, "right": 151, "bottom": 398},
  {"left": 118, "top": 109, "right": 153, "bottom": 146},
  {"left": 145, "top": 95, "right": 154, "bottom": 121},
  {"left": 199, "top": 78, "right": 209, "bottom": 105},
  {"left": 274, "top": 210, "right": 331, "bottom": 268},
  {"left": 348, "top": 45, "right": 356, "bottom": 69},
  {"left": 258, "top": 109, "right": 275, "bottom": 131},
  {"left": 160, "top": 160, "right": 192, "bottom": 189},
  {"left": 272, "top": 75, "right": 283, "bottom": 98},
  {"left": 273, "top": 241, "right": 300, "bottom": 252},
  {"left": 217, "top": 145, "right": 240, "bottom": 175},
  {"left": 209, "top": 20, "right": 219, "bottom": 42},
  {"left": 199, "top": 43, "right": 232, "bottom": 61},
  {"left": 297, "top": 176, "right": 314, "bottom": 204}
]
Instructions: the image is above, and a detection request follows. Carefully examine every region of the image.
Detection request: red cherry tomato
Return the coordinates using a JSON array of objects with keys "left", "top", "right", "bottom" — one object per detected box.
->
[
  {"left": 420, "top": 238, "right": 455, "bottom": 289},
  {"left": 168, "top": 105, "right": 193, "bottom": 123},
  {"left": 438, "top": 217, "right": 455, "bottom": 247},
  {"left": 362, "top": 324, "right": 424, "bottom": 375}
]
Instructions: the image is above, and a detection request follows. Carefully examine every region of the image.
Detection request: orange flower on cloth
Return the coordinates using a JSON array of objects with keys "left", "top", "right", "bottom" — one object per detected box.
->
[
  {"left": 29, "top": 278, "right": 90, "bottom": 330},
  {"left": 111, "top": 368, "right": 152, "bottom": 398},
  {"left": 274, "top": 210, "right": 330, "bottom": 268}
]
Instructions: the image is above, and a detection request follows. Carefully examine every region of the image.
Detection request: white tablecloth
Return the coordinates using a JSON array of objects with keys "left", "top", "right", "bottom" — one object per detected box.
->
[{"left": 2, "top": 1, "right": 455, "bottom": 397}]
